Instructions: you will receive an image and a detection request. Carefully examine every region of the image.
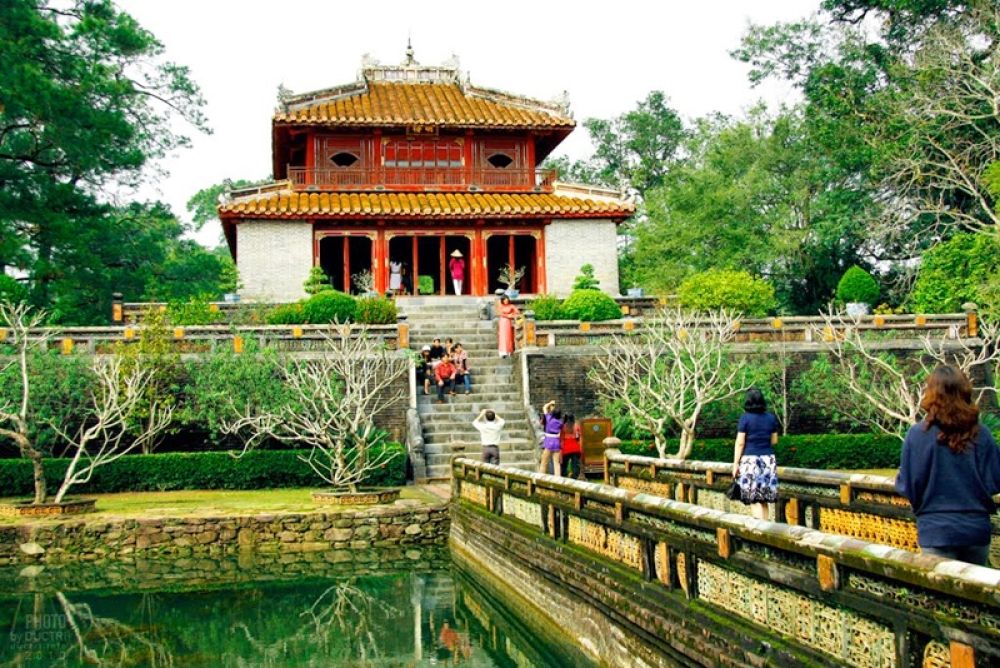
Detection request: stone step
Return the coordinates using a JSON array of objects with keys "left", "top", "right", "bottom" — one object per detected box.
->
[
  {"left": 424, "top": 431, "right": 533, "bottom": 444},
  {"left": 426, "top": 452, "right": 536, "bottom": 468},
  {"left": 418, "top": 406, "right": 528, "bottom": 419}
]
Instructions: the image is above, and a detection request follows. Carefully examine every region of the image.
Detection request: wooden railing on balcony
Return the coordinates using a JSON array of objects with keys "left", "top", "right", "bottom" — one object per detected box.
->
[{"left": 286, "top": 166, "right": 557, "bottom": 191}]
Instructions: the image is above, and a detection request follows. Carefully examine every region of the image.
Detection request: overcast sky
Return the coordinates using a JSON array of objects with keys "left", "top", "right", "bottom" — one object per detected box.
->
[{"left": 116, "top": 0, "right": 820, "bottom": 246}]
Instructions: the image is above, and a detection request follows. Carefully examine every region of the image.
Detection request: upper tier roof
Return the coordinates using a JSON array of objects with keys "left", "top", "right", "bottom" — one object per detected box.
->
[{"left": 273, "top": 50, "right": 575, "bottom": 131}]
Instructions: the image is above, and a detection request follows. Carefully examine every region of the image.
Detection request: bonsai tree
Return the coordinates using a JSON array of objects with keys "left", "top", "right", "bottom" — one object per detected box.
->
[
  {"left": 572, "top": 264, "right": 600, "bottom": 291},
  {"left": 304, "top": 265, "right": 334, "bottom": 295},
  {"left": 223, "top": 330, "right": 408, "bottom": 492},
  {"left": 498, "top": 264, "right": 526, "bottom": 292},
  {"left": 0, "top": 302, "right": 173, "bottom": 505},
  {"left": 836, "top": 266, "right": 880, "bottom": 308},
  {"left": 351, "top": 269, "right": 375, "bottom": 295}
]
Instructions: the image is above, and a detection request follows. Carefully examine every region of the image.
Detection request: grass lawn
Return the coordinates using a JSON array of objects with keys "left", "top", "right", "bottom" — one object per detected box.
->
[{"left": 0, "top": 486, "right": 443, "bottom": 524}]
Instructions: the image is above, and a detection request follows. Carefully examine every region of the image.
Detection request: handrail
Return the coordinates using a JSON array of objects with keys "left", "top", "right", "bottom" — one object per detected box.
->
[
  {"left": 452, "top": 456, "right": 1000, "bottom": 666},
  {"left": 286, "top": 166, "right": 558, "bottom": 191}
]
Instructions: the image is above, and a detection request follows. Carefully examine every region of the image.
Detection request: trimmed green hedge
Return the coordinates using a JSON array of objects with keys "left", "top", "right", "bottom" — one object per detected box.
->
[
  {"left": 619, "top": 433, "right": 901, "bottom": 470},
  {"left": 0, "top": 444, "right": 407, "bottom": 497}
]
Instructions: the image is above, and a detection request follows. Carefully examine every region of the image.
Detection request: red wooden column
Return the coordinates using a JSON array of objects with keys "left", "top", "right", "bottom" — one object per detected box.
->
[
  {"left": 472, "top": 227, "right": 485, "bottom": 295},
  {"left": 439, "top": 237, "right": 447, "bottom": 296},
  {"left": 305, "top": 129, "right": 316, "bottom": 185},
  {"left": 463, "top": 131, "right": 474, "bottom": 184},
  {"left": 342, "top": 235, "right": 351, "bottom": 293},
  {"left": 536, "top": 227, "right": 547, "bottom": 294},
  {"left": 374, "top": 227, "right": 387, "bottom": 294},
  {"left": 411, "top": 236, "right": 419, "bottom": 296}
]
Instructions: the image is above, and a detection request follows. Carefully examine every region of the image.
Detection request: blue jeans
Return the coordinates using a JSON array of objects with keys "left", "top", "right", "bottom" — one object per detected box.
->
[
  {"left": 457, "top": 372, "right": 471, "bottom": 393},
  {"left": 922, "top": 544, "right": 991, "bottom": 566}
]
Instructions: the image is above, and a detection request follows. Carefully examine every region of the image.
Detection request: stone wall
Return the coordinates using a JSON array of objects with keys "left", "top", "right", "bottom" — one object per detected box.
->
[
  {"left": 0, "top": 500, "right": 449, "bottom": 565},
  {"left": 545, "top": 219, "right": 620, "bottom": 296},
  {"left": 237, "top": 220, "right": 313, "bottom": 302}
]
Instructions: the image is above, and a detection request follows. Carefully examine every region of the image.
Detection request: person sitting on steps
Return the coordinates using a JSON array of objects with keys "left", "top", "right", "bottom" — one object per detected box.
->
[
  {"left": 416, "top": 346, "right": 433, "bottom": 395},
  {"left": 428, "top": 338, "right": 446, "bottom": 369},
  {"left": 452, "top": 342, "right": 471, "bottom": 395},
  {"left": 435, "top": 353, "right": 458, "bottom": 404}
]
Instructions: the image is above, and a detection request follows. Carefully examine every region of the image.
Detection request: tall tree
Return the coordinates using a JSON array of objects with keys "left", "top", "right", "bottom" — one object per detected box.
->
[{"left": 0, "top": 0, "right": 208, "bottom": 314}]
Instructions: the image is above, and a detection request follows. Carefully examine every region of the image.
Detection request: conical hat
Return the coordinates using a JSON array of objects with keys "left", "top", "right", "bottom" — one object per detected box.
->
[{"left": 450, "top": 249, "right": 463, "bottom": 258}]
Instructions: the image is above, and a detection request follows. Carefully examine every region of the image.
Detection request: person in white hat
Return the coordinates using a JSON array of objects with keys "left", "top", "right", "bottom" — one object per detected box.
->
[{"left": 448, "top": 249, "right": 465, "bottom": 296}]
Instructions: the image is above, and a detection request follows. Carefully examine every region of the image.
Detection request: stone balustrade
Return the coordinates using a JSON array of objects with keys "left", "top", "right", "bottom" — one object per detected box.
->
[
  {"left": 451, "top": 456, "right": 1000, "bottom": 667},
  {"left": 603, "top": 448, "right": 1000, "bottom": 566}
]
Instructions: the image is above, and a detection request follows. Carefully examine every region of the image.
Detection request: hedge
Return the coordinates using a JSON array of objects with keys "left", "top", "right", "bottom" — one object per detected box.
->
[
  {"left": 618, "top": 433, "right": 901, "bottom": 470},
  {"left": 0, "top": 444, "right": 407, "bottom": 497}
]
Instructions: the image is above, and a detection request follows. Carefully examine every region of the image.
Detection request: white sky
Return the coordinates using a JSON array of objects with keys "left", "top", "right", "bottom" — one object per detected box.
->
[{"left": 117, "top": 0, "right": 819, "bottom": 246}]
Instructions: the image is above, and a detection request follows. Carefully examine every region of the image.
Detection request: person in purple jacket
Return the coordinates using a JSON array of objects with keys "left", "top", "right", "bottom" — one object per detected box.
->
[
  {"left": 539, "top": 400, "right": 563, "bottom": 476},
  {"left": 895, "top": 365, "right": 1000, "bottom": 566}
]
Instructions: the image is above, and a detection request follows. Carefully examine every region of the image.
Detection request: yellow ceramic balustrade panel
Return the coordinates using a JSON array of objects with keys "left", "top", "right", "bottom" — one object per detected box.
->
[
  {"left": 616, "top": 475, "right": 672, "bottom": 498},
  {"left": 567, "top": 515, "right": 643, "bottom": 571},
  {"left": 819, "top": 508, "right": 918, "bottom": 551},
  {"left": 502, "top": 496, "right": 543, "bottom": 529},
  {"left": 697, "top": 562, "right": 896, "bottom": 668},
  {"left": 459, "top": 482, "right": 488, "bottom": 507}
]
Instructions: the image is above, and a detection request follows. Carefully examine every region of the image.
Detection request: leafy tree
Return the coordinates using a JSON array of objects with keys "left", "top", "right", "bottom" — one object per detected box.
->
[
  {"left": 0, "top": 1, "right": 208, "bottom": 317},
  {"left": 907, "top": 232, "right": 1000, "bottom": 313},
  {"left": 186, "top": 178, "right": 265, "bottom": 233},
  {"left": 677, "top": 270, "right": 776, "bottom": 317}
]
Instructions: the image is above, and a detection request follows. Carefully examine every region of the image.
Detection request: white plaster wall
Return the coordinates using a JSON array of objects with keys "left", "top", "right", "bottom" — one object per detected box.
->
[
  {"left": 544, "top": 219, "right": 620, "bottom": 296},
  {"left": 237, "top": 221, "right": 313, "bottom": 302}
]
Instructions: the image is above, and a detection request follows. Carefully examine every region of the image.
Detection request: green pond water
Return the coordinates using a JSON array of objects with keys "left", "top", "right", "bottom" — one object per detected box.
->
[{"left": 0, "top": 547, "right": 594, "bottom": 667}]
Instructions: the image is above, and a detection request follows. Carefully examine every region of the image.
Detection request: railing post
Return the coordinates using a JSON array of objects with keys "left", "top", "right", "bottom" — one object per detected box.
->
[
  {"left": 111, "top": 292, "right": 124, "bottom": 324},
  {"left": 523, "top": 310, "right": 536, "bottom": 347},
  {"left": 603, "top": 437, "right": 620, "bottom": 484},
  {"left": 963, "top": 302, "right": 979, "bottom": 338},
  {"left": 397, "top": 316, "right": 410, "bottom": 349}
]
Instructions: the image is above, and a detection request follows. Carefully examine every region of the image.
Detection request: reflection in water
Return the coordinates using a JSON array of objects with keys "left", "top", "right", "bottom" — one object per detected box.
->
[{"left": 0, "top": 551, "right": 593, "bottom": 667}]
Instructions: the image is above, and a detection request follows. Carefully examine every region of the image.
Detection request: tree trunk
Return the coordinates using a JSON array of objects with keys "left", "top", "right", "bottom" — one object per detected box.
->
[
  {"left": 28, "top": 449, "right": 46, "bottom": 504},
  {"left": 676, "top": 428, "right": 695, "bottom": 460}
]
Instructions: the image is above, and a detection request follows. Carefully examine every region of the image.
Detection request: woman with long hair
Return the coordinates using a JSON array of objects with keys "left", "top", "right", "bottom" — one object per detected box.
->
[
  {"left": 895, "top": 365, "right": 1000, "bottom": 565},
  {"left": 732, "top": 388, "right": 780, "bottom": 520},
  {"left": 497, "top": 295, "right": 519, "bottom": 358}
]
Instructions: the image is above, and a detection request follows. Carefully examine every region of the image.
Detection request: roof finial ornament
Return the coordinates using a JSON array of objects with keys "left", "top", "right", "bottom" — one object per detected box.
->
[{"left": 404, "top": 34, "right": 416, "bottom": 65}]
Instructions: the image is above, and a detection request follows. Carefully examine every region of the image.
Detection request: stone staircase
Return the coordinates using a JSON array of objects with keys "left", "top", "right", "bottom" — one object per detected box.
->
[{"left": 400, "top": 297, "right": 538, "bottom": 480}]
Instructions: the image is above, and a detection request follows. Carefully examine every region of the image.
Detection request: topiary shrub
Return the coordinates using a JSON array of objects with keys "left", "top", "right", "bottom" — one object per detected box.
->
[
  {"left": 560, "top": 289, "right": 621, "bottom": 322},
  {"left": 266, "top": 302, "right": 306, "bottom": 325},
  {"left": 355, "top": 297, "right": 398, "bottom": 324},
  {"left": 303, "top": 265, "right": 333, "bottom": 295},
  {"left": 418, "top": 275, "right": 435, "bottom": 295},
  {"left": 167, "top": 295, "right": 220, "bottom": 325},
  {"left": 529, "top": 295, "right": 564, "bottom": 321},
  {"left": 572, "top": 264, "right": 600, "bottom": 291},
  {"left": 677, "top": 270, "right": 776, "bottom": 317},
  {"left": 836, "top": 266, "right": 880, "bottom": 305},
  {"left": 302, "top": 290, "right": 356, "bottom": 323}
]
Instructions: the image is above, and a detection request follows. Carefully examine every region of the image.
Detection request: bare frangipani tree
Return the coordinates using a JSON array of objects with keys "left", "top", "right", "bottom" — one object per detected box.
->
[
  {"left": 592, "top": 308, "right": 749, "bottom": 459},
  {"left": 0, "top": 302, "right": 50, "bottom": 504},
  {"left": 50, "top": 357, "right": 173, "bottom": 504},
  {"left": 813, "top": 309, "right": 1000, "bottom": 438},
  {"left": 54, "top": 592, "right": 174, "bottom": 666},
  {"left": 223, "top": 330, "right": 408, "bottom": 492}
]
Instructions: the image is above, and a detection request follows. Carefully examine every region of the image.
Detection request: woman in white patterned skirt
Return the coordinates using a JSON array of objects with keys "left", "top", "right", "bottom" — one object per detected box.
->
[
  {"left": 731, "top": 388, "right": 779, "bottom": 520},
  {"left": 389, "top": 260, "right": 403, "bottom": 294}
]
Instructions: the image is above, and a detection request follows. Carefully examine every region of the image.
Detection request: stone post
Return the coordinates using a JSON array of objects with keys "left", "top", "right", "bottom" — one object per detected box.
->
[
  {"left": 603, "top": 437, "right": 621, "bottom": 484},
  {"left": 963, "top": 302, "right": 979, "bottom": 338},
  {"left": 523, "top": 310, "right": 536, "bottom": 347},
  {"left": 111, "top": 292, "right": 124, "bottom": 324},
  {"left": 397, "top": 312, "right": 410, "bottom": 349}
]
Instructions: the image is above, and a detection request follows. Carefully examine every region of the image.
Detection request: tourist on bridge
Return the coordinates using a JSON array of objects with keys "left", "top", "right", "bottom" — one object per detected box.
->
[
  {"left": 452, "top": 342, "right": 471, "bottom": 394},
  {"left": 732, "top": 388, "right": 780, "bottom": 520},
  {"left": 896, "top": 365, "right": 1000, "bottom": 566},
  {"left": 473, "top": 409, "right": 505, "bottom": 465},
  {"left": 561, "top": 413, "right": 583, "bottom": 479},
  {"left": 540, "top": 400, "right": 563, "bottom": 476},
  {"left": 449, "top": 249, "right": 466, "bottom": 295},
  {"left": 497, "top": 295, "right": 520, "bottom": 358},
  {"left": 435, "top": 353, "right": 458, "bottom": 403}
]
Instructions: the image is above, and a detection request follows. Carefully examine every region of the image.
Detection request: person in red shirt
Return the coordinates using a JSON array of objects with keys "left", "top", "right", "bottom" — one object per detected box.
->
[
  {"left": 435, "top": 354, "right": 458, "bottom": 404},
  {"left": 560, "top": 414, "right": 583, "bottom": 479}
]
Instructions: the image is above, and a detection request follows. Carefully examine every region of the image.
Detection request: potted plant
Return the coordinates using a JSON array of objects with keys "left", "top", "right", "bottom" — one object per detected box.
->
[
  {"left": 418, "top": 275, "right": 435, "bottom": 295},
  {"left": 351, "top": 269, "right": 377, "bottom": 297},
  {"left": 499, "top": 264, "right": 526, "bottom": 299},
  {"left": 626, "top": 285, "right": 644, "bottom": 298},
  {"left": 224, "top": 329, "right": 408, "bottom": 506},
  {"left": 836, "top": 266, "right": 880, "bottom": 317}
]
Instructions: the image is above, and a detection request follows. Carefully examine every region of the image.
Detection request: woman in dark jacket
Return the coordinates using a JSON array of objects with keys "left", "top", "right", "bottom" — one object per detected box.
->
[
  {"left": 895, "top": 365, "right": 1000, "bottom": 566},
  {"left": 732, "top": 388, "right": 780, "bottom": 520}
]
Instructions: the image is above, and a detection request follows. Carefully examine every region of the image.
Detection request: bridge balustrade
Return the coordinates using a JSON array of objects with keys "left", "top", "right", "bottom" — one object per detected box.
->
[{"left": 452, "top": 456, "right": 1000, "bottom": 667}]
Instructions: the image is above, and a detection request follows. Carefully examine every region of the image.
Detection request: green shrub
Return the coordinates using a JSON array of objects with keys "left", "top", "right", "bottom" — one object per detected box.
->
[
  {"left": 0, "top": 275, "right": 27, "bottom": 304},
  {"left": 302, "top": 290, "right": 356, "bottom": 324},
  {"left": 167, "top": 295, "right": 220, "bottom": 325},
  {"left": 677, "top": 270, "right": 776, "bottom": 317},
  {"left": 529, "top": 295, "right": 564, "bottom": 321},
  {"left": 618, "top": 433, "right": 900, "bottom": 470},
  {"left": 907, "top": 233, "right": 1000, "bottom": 313},
  {"left": 266, "top": 302, "right": 306, "bottom": 325},
  {"left": 418, "top": 275, "right": 435, "bottom": 295},
  {"left": 303, "top": 265, "right": 333, "bottom": 295},
  {"left": 572, "top": 264, "right": 600, "bottom": 291},
  {"left": 560, "top": 289, "right": 621, "bottom": 322},
  {"left": 355, "top": 297, "right": 397, "bottom": 324},
  {"left": 836, "top": 266, "right": 880, "bottom": 305},
  {"left": 0, "top": 445, "right": 407, "bottom": 496}
]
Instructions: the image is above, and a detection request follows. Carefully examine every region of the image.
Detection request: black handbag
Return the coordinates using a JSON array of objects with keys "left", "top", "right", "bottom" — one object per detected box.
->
[{"left": 725, "top": 480, "right": 742, "bottom": 501}]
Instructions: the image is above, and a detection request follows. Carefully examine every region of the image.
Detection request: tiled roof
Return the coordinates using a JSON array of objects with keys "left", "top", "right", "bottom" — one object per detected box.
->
[
  {"left": 219, "top": 190, "right": 632, "bottom": 220},
  {"left": 273, "top": 82, "right": 575, "bottom": 130}
]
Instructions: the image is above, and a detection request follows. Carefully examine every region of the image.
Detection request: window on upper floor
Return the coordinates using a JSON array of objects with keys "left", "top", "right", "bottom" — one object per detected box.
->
[
  {"left": 486, "top": 152, "right": 514, "bottom": 169},
  {"left": 383, "top": 139, "right": 462, "bottom": 168},
  {"left": 330, "top": 152, "right": 359, "bottom": 167}
]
